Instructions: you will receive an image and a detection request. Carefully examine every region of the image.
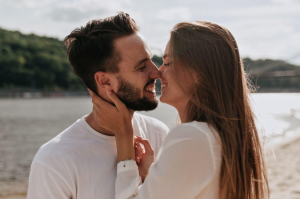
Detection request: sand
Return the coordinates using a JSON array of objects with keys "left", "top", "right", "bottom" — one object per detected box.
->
[
  {"left": 0, "top": 181, "right": 27, "bottom": 199},
  {"left": 1, "top": 139, "right": 300, "bottom": 199},
  {"left": 265, "top": 137, "right": 300, "bottom": 199}
]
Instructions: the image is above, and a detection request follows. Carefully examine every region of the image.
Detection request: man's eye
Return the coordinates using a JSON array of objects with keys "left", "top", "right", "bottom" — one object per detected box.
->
[
  {"left": 138, "top": 63, "right": 146, "bottom": 71},
  {"left": 139, "top": 66, "right": 146, "bottom": 70}
]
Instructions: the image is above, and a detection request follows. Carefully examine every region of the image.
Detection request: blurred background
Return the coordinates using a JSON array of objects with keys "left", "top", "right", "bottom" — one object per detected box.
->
[{"left": 0, "top": 0, "right": 300, "bottom": 198}]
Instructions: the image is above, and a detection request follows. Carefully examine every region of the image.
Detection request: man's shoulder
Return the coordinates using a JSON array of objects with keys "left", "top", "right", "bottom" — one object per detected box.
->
[
  {"left": 134, "top": 112, "right": 169, "bottom": 134},
  {"left": 28, "top": 121, "right": 85, "bottom": 197},
  {"left": 32, "top": 118, "right": 84, "bottom": 167}
]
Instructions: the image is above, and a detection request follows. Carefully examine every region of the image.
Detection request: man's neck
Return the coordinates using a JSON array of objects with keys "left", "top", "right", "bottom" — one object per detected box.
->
[{"left": 84, "top": 113, "right": 115, "bottom": 136}]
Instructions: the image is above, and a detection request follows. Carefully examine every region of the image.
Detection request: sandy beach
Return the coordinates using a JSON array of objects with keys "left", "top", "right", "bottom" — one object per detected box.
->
[
  {"left": 0, "top": 181, "right": 27, "bottom": 199},
  {"left": 0, "top": 138, "right": 299, "bottom": 199},
  {"left": 265, "top": 137, "right": 300, "bottom": 199}
]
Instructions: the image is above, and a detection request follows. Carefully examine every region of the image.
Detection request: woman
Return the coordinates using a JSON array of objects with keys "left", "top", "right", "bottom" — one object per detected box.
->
[{"left": 89, "top": 21, "right": 269, "bottom": 199}]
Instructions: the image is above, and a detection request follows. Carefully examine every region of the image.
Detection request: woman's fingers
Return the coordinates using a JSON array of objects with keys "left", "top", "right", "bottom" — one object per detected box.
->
[
  {"left": 135, "top": 145, "right": 142, "bottom": 163},
  {"left": 106, "top": 91, "right": 126, "bottom": 112},
  {"left": 87, "top": 89, "right": 134, "bottom": 138},
  {"left": 134, "top": 139, "right": 144, "bottom": 162},
  {"left": 136, "top": 157, "right": 140, "bottom": 163},
  {"left": 88, "top": 89, "right": 108, "bottom": 107},
  {"left": 88, "top": 89, "right": 98, "bottom": 100},
  {"left": 136, "top": 137, "right": 154, "bottom": 156},
  {"left": 88, "top": 88, "right": 128, "bottom": 115},
  {"left": 88, "top": 88, "right": 95, "bottom": 96}
]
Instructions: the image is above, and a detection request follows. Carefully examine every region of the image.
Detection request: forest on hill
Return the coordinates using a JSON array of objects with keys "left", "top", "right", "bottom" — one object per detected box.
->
[
  {"left": 1, "top": 27, "right": 300, "bottom": 92},
  {"left": 0, "top": 28, "right": 83, "bottom": 91}
]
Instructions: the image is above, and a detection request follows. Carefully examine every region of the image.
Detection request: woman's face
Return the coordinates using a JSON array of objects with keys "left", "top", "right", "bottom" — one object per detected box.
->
[{"left": 159, "top": 41, "right": 195, "bottom": 111}]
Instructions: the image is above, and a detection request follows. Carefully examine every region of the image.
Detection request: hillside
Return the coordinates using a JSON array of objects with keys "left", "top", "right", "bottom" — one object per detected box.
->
[
  {"left": 0, "top": 28, "right": 84, "bottom": 90},
  {"left": 0, "top": 28, "right": 300, "bottom": 92},
  {"left": 243, "top": 58, "right": 300, "bottom": 91}
]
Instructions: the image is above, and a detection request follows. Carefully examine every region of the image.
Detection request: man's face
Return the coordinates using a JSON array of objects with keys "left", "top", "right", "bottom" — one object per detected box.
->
[{"left": 110, "top": 33, "right": 161, "bottom": 111}]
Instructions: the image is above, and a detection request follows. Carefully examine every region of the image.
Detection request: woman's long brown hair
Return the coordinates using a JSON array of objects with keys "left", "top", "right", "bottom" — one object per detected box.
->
[{"left": 169, "top": 21, "right": 269, "bottom": 199}]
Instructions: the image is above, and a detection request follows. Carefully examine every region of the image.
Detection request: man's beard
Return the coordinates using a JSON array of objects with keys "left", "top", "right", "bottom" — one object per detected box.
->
[{"left": 116, "top": 76, "right": 158, "bottom": 111}]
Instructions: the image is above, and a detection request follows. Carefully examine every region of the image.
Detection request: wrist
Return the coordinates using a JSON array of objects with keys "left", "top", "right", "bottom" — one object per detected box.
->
[
  {"left": 115, "top": 132, "right": 135, "bottom": 162},
  {"left": 140, "top": 171, "right": 148, "bottom": 183},
  {"left": 115, "top": 127, "right": 134, "bottom": 140}
]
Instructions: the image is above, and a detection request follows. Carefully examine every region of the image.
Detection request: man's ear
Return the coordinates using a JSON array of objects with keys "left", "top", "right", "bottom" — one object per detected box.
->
[{"left": 94, "top": 72, "right": 113, "bottom": 92}]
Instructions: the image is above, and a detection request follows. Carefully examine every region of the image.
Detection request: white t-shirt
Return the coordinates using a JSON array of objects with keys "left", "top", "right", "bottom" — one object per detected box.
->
[
  {"left": 116, "top": 121, "right": 222, "bottom": 199},
  {"left": 27, "top": 113, "right": 169, "bottom": 199}
]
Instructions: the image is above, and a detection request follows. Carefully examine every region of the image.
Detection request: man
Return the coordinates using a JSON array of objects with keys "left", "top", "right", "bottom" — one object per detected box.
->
[{"left": 27, "top": 12, "right": 169, "bottom": 199}]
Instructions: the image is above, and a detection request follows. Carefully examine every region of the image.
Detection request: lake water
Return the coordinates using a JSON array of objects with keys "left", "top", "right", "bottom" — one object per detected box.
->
[{"left": 0, "top": 93, "right": 300, "bottom": 185}]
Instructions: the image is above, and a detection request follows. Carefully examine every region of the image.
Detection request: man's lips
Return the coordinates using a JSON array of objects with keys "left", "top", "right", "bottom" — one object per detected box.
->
[
  {"left": 143, "top": 80, "right": 156, "bottom": 93},
  {"left": 144, "top": 80, "right": 155, "bottom": 88}
]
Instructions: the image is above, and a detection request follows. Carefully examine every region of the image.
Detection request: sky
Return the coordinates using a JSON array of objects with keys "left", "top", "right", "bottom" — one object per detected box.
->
[{"left": 0, "top": 0, "right": 300, "bottom": 64}]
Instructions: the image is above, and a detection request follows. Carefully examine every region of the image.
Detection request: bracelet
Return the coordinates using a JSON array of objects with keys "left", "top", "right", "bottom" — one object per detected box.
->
[{"left": 118, "top": 158, "right": 135, "bottom": 167}]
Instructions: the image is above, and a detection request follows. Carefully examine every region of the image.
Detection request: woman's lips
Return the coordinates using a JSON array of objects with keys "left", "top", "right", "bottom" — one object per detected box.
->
[{"left": 161, "top": 82, "right": 168, "bottom": 90}]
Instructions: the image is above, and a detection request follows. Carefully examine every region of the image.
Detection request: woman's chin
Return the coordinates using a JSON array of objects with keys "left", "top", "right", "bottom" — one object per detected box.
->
[
  {"left": 159, "top": 94, "right": 165, "bottom": 103},
  {"left": 159, "top": 94, "right": 169, "bottom": 105}
]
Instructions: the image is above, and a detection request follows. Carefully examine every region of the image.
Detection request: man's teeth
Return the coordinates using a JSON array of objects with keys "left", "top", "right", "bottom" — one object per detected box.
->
[
  {"left": 145, "top": 86, "right": 155, "bottom": 92},
  {"left": 161, "top": 84, "right": 167, "bottom": 88}
]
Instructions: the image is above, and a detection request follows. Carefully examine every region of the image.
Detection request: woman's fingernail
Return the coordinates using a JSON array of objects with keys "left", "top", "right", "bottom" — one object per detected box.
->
[{"left": 106, "top": 90, "right": 112, "bottom": 95}]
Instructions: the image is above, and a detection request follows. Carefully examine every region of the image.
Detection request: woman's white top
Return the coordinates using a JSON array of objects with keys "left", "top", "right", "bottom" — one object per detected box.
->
[{"left": 115, "top": 121, "right": 222, "bottom": 199}]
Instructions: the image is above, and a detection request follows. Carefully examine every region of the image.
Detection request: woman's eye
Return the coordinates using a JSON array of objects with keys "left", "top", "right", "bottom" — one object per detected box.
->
[{"left": 164, "top": 63, "right": 170, "bottom": 66}]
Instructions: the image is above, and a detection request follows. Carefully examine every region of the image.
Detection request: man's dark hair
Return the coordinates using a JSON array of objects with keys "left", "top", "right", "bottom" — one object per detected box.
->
[{"left": 64, "top": 12, "right": 139, "bottom": 93}]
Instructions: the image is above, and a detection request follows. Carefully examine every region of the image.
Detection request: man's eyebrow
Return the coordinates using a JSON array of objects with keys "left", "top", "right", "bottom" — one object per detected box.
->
[{"left": 134, "top": 58, "right": 149, "bottom": 69}]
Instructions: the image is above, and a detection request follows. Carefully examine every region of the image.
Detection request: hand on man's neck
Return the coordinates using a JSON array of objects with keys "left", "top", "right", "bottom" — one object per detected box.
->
[
  {"left": 84, "top": 88, "right": 118, "bottom": 136},
  {"left": 85, "top": 89, "right": 136, "bottom": 136},
  {"left": 84, "top": 113, "right": 116, "bottom": 136}
]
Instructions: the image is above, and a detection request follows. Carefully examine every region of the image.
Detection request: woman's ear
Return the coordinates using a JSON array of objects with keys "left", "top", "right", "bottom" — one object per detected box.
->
[{"left": 94, "top": 72, "right": 113, "bottom": 92}]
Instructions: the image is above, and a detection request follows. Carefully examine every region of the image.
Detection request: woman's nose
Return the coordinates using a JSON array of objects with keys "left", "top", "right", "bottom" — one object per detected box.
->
[{"left": 158, "top": 64, "right": 165, "bottom": 75}]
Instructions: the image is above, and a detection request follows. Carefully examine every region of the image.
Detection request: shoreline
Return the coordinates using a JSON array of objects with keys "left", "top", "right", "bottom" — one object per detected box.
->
[
  {"left": 1, "top": 90, "right": 300, "bottom": 99},
  {"left": 264, "top": 126, "right": 300, "bottom": 153}
]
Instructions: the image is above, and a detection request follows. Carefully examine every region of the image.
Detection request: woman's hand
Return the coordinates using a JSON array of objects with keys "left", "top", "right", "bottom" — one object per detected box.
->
[
  {"left": 88, "top": 89, "right": 134, "bottom": 137},
  {"left": 88, "top": 90, "right": 154, "bottom": 181},
  {"left": 134, "top": 137, "right": 144, "bottom": 164},
  {"left": 135, "top": 137, "right": 155, "bottom": 182},
  {"left": 88, "top": 89, "right": 135, "bottom": 161}
]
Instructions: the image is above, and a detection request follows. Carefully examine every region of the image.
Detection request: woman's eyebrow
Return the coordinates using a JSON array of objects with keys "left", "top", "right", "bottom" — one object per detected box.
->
[{"left": 163, "top": 54, "right": 168, "bottom": 59}]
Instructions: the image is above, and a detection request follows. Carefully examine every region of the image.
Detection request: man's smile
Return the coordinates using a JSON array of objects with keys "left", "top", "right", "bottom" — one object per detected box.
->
[{"left": 144, "top": 83, "right": 155, "bottom": 93}]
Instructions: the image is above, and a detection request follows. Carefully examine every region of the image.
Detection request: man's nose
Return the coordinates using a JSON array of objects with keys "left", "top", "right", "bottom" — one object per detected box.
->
[
  {"left": 158, "top": 64, "right": 164, "bottom": 74},
  {"left": 149, "top": 62, "right": 162, "bottom": 79}
]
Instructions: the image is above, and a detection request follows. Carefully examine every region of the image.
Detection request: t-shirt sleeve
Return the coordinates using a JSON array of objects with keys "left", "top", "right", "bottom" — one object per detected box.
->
[
  {"left": 27, "top": 161, "right": 72, "bottom": 199},
  {"left": 115, "top": 124, "right": 216, "bottom": 199}
]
